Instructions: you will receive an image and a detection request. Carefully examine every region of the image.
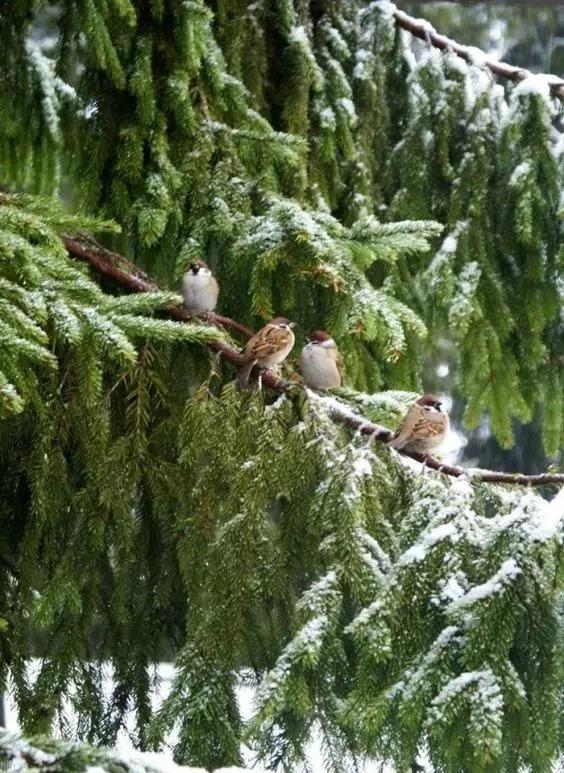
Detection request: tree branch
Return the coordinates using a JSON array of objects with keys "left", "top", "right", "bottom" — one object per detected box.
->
[
  {"left": 391, "top": 7, "right": 564, "bottom": 100},
  {"left": 412, "top": 1, "right": 563, "bottom": 5},
  {"left": 62, "top": 233, "right": 564, "bottom": 488}
]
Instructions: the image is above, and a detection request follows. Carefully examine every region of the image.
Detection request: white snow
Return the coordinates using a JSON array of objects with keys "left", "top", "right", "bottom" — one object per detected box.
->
[
  {"left": 441, "top": 235, "right": 458, "bottom": 254},
  {"left": 352, "top": 455, "right": 373, "bottom": 478},
  {"left": 288, "top": 25, "right": 308, "bottom": 46},
  {"left": 438, "top": 573, "right": 467, "bottom": 603},
  {"left": 448, "top": 559, "right": 521, "bottom": 612},
  {"left": 345, "top": 600, "right": 384, "bottom": 636},
  {"left": 339, "top": 97, "right": 357, "bottom": 121},
  {"left": 509, "top": 161, "right": 531, "bottom": 186},
  {"left": 324, "top": 25, "right": 350, "bottom": 58},
  {"left": 428, "top": 668, "right": 503, "bottom": 723},
  {"left": 319, "top": 107, "right": 336, "bottom": 129},
  {"left": 514, "top": 73, "right": 552, "bottom": 100},
  {"left": 425, "top": 221, "right": 468, "bottom": 299},
  {"left": 388, "top": 626, "right": 461, "bottom": 701},
  {"left": 399, "top": 522, "right": 458, "bottom": 565},
  {"left": 26, "top": 41, "right": 62, "bottom": 138},
  {"left": 525, "top": 487, "right": 564, "bottom": 542},
  {"left": 353, "top": 49, "right": 372, "bottom": 80},
  {"left": 444, "top": 51, "right": 468, "bottom": 77},
  {"left": 466, "top": 46, "right": 489, "bottom": 68},
  {"left": 371, "top": 1, "right": 397, "bottom": 17},
  {"left": 306, "top": 389, "right": 368, "bottom": 427}
]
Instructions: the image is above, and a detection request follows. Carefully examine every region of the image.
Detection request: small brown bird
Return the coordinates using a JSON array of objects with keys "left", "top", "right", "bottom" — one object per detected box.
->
[
  {"left": 182, "top": 260, "right": 219, "bottom": 314},
  {"left": 236, "top": 317, "right": 296, "bottom": 389},
  {"left": 300, "top": 330, "right": 343, "bottom": 390},
  {"left": 388, "top": 394, "right": 450, "bottom": 455}
]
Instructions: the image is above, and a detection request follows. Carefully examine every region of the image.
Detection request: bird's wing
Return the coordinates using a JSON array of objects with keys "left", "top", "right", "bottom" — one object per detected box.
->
[
  {"left": 389, "top": 404, "right": 427, "bottom": 449},
  {"left": 331, "top": 346, "right": 344, "bottom": 385},
  {"left": 242, "top": 324, "right": 292, "bottom": 361}
]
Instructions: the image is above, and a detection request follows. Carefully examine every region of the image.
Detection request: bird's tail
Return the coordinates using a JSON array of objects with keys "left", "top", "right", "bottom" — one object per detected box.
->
[
  {"left": 236, "top": 359, "right": 256, "bottom": 390},
  {"left": 387, "top": 434, "right": 405, "bottom": 449}
]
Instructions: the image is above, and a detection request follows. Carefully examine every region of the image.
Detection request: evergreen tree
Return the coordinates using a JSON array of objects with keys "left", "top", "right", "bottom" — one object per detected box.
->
[{"left": 0, "top": 2, "right": 562, "bottom": 772}]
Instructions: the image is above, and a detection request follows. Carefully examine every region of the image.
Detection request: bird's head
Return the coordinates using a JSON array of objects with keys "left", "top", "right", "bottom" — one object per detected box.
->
[
  {"left": 188, "top": 260, "right": 211, "bottom": 275},
  {"left": 307, "top": 330, "right": 335, "bottom": 348},
  {"left": 271, "top": 317, "right": 296, "bottom": 330},
  {"left": 416, "top": 394, "right": 443, "bottom": 412}
]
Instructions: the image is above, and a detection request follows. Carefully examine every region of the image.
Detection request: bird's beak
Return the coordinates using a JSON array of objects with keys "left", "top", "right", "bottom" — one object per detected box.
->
[{"left": 289, "top": 322, "right": 296, "bottom": 329}]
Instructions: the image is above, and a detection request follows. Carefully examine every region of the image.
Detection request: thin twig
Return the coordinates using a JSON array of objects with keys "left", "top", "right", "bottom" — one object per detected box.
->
[{"left": 62, "top": 233, "right": 564, "bottom": 488}]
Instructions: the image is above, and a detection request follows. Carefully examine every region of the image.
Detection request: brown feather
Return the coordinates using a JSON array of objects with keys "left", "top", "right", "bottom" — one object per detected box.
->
[{"left": 389, "top": 400, "right": 449, "bottom": 452}]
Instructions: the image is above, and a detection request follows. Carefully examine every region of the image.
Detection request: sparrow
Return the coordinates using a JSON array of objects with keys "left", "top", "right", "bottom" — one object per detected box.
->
[
  {"left": 299, "top": 330, "right": 343, "bottom": 390},
  {"left": 182, "top": 260, "right": 219, "bottom": 314},
  {"left": 236, "top": 317, "right": 295, "bottom": 389},
  {"left": 388, "top": 394, "right": 450, "bottom": 455}
]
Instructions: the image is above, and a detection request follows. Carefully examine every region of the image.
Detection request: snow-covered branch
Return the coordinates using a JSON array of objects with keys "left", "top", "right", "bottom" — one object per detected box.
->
[
  {"left": 62, "top": 233, "right": 564, "bottom": 489},
  {"left": 389, "top": 5, "right": 564, "bottom": 100}
]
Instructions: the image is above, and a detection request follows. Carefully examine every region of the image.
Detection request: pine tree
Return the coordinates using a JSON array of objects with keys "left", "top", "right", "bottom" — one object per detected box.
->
[{"left": 0, "top": 2, "right": 562, "bottom": 772}]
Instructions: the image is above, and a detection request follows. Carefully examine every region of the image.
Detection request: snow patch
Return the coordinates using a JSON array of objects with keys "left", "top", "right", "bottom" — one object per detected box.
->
[
  {"left": 525, "top": 487, "right": 564, "bottom": 542},
  {"left": 289, "top": 25, "right": 308, "bottom": 46},
  {"left": 448, "top": 559, "right": 521, "bottom": 612},
  {"left": 514, "top": 73, "right": 553, "bottom": 100},
  {"left": 428, "top": 669, "right": 503, "bottom": 723},
  {"left": 400, "top": 522, "right": 458, "bottom": 565},
  {"left": 509, "top": 161, "right": 531, "bottom": 186},
  {"left": 441, "top": 235, "right": 458, "bottom": 254}
]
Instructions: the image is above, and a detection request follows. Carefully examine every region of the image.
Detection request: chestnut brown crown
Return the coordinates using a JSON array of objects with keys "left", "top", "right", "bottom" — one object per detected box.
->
[
  {"left": 270, "top": 317, "right": 295, "bottom": 328},
  {"left": 308, "top": 330, "right": 333, "bottom": 343},
  {"left": 416, "top": 393, "right": 443, "bottom": 409},
  {"left": 188, "top": 260, "right": 209, "bottom": 274}
]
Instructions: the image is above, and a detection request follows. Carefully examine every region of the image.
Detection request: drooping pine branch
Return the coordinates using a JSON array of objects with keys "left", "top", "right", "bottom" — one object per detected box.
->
[
  {"left": 62, "top": 233, "right": 564, "bottom": 488},
  {"left": 0, "top": 728, "right": 244, "bottom": 773}
]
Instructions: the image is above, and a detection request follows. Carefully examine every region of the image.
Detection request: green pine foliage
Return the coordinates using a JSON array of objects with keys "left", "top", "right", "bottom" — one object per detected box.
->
[
  {"left": 0, "top": 2, "right": 562, "bottom": 772},
  {"left": 2, "top": 0, "right": 562, "bottom": 450},
  {"left": 0, "top": 728, "right": 234, "bottom": 772},
  {"left": 0, "top": 193, "right": 221, "bottom": 419}
]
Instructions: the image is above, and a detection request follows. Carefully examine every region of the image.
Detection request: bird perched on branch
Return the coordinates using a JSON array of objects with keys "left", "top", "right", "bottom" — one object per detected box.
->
[
  {"left": 182, "top": 260, "right": 219, "bottom": 314},
  {"left": 236, "top": 317, "right": 295, "bottom": 389},
  {"left": 300, "top": 330, "right": 343, "bottom": 390},
  {"left": 388, "top": 394, "right": 450, "bottom": 455}
]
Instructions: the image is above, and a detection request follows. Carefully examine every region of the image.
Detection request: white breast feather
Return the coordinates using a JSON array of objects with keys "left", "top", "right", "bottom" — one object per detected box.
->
[
  {"left": 183, "top": 271, "right": 218, "bottom": 312},
  {"left": 300, "top": 344, "right": 340, "bottom": 389}
]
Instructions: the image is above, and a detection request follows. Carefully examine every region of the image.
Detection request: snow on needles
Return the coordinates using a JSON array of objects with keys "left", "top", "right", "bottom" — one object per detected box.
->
[
  {"left": 447, "top": 559, "right": 521, "bottom": 613},
  {"left": 526, "top": 486, "right": 564, "bottom": 542},
  {"left": 288, "top": 25, "right": 308, "bottom": 46},
  {"left": 427, "top": 669, "right": 503, "bottom": 725},
  {"left": 514, "top": 73, "right": 553, "bottom": 100},
  {"left": 400, "top": 522, "right": 458, "bottom": 565}
]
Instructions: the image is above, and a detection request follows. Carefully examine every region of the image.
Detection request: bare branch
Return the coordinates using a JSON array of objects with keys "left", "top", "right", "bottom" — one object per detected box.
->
[{"left": 62, "top": 234, "right": 564, "bottom": 488}]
